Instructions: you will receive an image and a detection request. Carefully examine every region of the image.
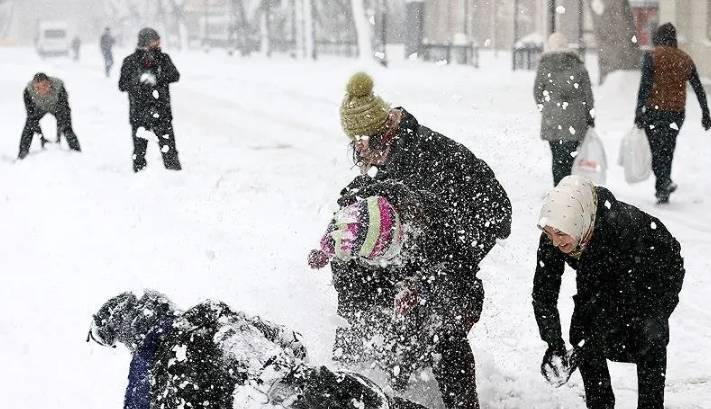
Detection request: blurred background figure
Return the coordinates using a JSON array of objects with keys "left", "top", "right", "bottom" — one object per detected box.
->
[
  {"left": 100, "top": 27, "right": 115, "bottom": 77},
  {"left": 119, "top": 28, "right": 182, "bottom": 172},
  {"left": 71, "top": 35, "right": 80, "bottom": 60},
  {"left": 634, "top": 22, "right": 711, "bottom": 204},
  {"left": 534, "top": 33, "right": 595, "bottom": 186}
]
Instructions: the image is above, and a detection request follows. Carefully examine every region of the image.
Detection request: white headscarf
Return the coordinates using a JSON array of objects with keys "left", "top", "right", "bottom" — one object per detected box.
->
[
  {"left": 538, "top": 175, "right": 597, "bottom": 244},
  {"left": 545, "top": 32, "right": 569, "bottom": 53}
]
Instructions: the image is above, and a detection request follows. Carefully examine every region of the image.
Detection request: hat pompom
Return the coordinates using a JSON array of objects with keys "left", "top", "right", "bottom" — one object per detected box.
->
[{"left": 346, "top": 72, "right": 374, "bottom": 98}]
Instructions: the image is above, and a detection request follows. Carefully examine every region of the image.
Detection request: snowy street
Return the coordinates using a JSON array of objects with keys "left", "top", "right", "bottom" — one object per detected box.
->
[{"left": 0, "top": 47, "right": 710, "bottom": 408}]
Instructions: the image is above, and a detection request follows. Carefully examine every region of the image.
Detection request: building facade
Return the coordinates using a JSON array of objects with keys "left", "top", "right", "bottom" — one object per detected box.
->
[
  {"left": 658, "top": 0, "right": 711, "bottom": 79},
  {"left": 422, "top": 0, "right": 592, "bottom": 50},
  {"left": 1, "top": 0, "right": 107, "bottom": 46}
]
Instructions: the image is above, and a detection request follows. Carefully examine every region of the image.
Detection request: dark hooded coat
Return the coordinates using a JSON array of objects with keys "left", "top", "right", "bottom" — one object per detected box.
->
[
  {"left": 333, "top": 108, "right": 511, "bottom": 323},
  {"left": 118, "top": 48, "right": 180, "bottom": 126},
  {"left": 532, "top": 187, "right": 684, "bottom": 361}
]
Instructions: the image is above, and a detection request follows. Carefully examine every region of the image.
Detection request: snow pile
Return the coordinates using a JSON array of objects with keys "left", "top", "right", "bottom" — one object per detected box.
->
[{"left": 0, "top": 47, "right": 709, "bottom": 409}]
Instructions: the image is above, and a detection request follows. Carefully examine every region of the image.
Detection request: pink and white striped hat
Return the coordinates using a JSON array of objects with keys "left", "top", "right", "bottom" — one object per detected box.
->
[{"left": 319, "top": 196, "right": 403, "bottom": 265}]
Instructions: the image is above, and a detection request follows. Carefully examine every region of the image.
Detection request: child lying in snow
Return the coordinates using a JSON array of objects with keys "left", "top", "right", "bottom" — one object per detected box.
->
[{"left": 87, "top": 290, "right": 428, "bottom": 409}]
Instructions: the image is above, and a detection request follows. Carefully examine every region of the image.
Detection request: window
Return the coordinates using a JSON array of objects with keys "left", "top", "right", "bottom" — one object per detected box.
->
[{"left": 44, "top": 30, "right": 66, "bottom": 39}]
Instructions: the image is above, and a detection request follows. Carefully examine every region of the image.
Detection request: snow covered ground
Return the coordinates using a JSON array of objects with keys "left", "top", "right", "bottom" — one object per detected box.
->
[{"left": 0, "top": 46, "right": 709, "bottom": 409}]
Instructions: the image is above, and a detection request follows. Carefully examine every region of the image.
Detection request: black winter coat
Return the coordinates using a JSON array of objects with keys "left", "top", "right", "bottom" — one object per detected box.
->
[
  {"left": 149, "top": 301, "right": 308, "bottom": 409},
  {"left": 119, "top": 48, "right": 179, "bottom": 126},
  {"left": 532, "top": 187, "right": 684, "bottom": 359},
  {"left": 333, "top": 108, "right": 512, "bottom": 325}
]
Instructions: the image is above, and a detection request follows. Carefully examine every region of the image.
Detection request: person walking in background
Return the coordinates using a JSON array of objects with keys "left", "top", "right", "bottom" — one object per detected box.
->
[
  {"left": 18, "top": 73, "right": 81, "bottom": 159},
  {"left": 533, "top": 176, "right": 685, "bottom": 409},
  {"left": 534, "top": 33, "right": 595, "bottom": 186},
  {"left": 635, "top": 22, "right": 711, "bottom": 204},
  {"left": 119, "top": 28, "right": 182, "bottom": 172},
  {"left": 71, "top": 36, "right": 81, "bottom": 61},
  {"left": 100, "top": 27, "right": 115, "bottom": 77}
]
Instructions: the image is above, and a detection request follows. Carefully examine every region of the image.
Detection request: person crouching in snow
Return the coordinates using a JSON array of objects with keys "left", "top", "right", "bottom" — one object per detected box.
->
[
  {"left": 532, "top": 175, "right": 685, "bottom": 409},
  {"left": 18, "top": 73, "right": 81, "bottom": 159},
  {"left": 310, "top": 71, "right": 511, "bottom": 409},
  {"left": 119, "top": 28, "right": 182, "bottom": 172},
  {"left": 88, "top": 290, "right": 429, "bottom": 409}
]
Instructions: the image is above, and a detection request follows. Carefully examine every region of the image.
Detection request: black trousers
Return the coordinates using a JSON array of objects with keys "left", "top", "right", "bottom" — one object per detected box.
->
[
  {"left": 430, "top": 328, "right": 479, "bottom": 409},
  {"left": 19, "top": 111, "right": 81, "bottom": 158},
  {"left": 331, "top": 261, "right": 482, "bottom": 409},
  {"left": 577, "top": 320, "right": 669, "bottom": 409},
  {"left": 644, "top": 110, "right": 684, "bottom": 195},
  {"left": 103, "top": 52, "right": 113, "bottom": 77},
  {"left": 549, "top": 140, "right": 580, "bottom": 186},
  {"left": 131, "top": 122, "right": 182, "bottom": 172}
]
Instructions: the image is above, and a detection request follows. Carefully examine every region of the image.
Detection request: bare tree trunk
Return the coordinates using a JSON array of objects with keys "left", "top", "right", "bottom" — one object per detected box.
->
[
  {"left": 588, "top": 0, "right": 641, "bottom": 84},
  {"left": 259, "top": 1, "right": 271, "bottom": 56},
  {"left": 167, "top": 0, "right": 189, "bottom": 50},
  {"left": 0, "top": 0, "right": 14, "bottom": 38},
  {"left": 351, "top": 0, "right": 373, "bottom": 61}
]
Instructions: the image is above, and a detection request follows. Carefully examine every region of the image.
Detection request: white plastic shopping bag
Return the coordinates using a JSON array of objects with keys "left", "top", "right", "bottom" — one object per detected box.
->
[
  {"left": 618, "top": 127, "right": 652, "bottom": 184},
  {"left": 572, "top": 128, "right": 608, "bottom": 185}
]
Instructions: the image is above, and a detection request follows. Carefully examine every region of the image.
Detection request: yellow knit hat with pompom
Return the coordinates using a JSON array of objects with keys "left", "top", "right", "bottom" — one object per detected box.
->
[{"left": 340, "top": 72, "right": 391, "bottom": 139}]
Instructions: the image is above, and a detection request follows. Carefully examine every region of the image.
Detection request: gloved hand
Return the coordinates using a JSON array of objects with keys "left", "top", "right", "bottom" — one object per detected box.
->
[
  {"left": 586, "top": 116, "right": 596, "bottom": 128},
  {"left": 337, "top": 175, "right": 374, "bottom": 207},
  {"left": 541, "top": 342, "right": 578, "bottom": 388},
  {"left": 702, "top": 112, "right": 711, "bottom": 131},
  {"left": 140, "top": 71, "right": 157, "bottom": 86},
  {"left": 307, "top": 249, "right": 330, "bottom": 269},
  {"left": 358, "top": 180, "right": 425, "bottom": 222},
  {"left": 634, "top": 110, "right": 646, "bottom": 129},
  {"left": 394, "top": 279, "right": 420, "bottom": 317}
]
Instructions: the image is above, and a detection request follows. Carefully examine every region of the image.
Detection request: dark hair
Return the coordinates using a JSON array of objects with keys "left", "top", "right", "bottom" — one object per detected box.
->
[
  {"left": 137, "top": 27, "right": 160, "bottom": 47},
  {"left": 653, "top": 23, "right": 677, "bottom": 48},
  {"left": 32, "top": 72, "right": 50, "bottom": 83}
]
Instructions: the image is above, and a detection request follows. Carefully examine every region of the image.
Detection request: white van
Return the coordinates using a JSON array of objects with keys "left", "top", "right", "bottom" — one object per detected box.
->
[{"left": 36, "top": 21, "right": 70, "bottom": 57}]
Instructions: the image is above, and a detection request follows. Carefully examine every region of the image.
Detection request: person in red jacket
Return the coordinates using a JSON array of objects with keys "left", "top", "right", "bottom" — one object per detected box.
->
[{"left": 635, "top": 23, "right": 711, "bottom": 204}]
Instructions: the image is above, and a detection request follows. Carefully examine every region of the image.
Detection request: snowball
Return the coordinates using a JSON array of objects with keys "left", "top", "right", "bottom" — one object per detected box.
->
[
  {"left": 152, "top": 90, "right": 160, "bottom": 99},
  {"left": 650, "top": 221, "right": 657, "bottom": 230},
  {"left": 591, "top": 0, "right": 605, "bottom": 15},
  {"left": 568, "top": 126, "right": 576, "bottom": 135},
  {"left": 173, "top": 344, "right": 187, "bottom": 362}
]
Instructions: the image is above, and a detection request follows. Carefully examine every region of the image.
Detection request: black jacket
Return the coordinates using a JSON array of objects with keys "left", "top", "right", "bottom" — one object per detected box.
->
[
  {"left": 333, "top": 108, "right": 511, "bottom": 319},
  {"left": 149, "top": 301, "right": 307, "bottom": 409},
  {"left": 532, "top": 187, "right": 684, "bottom": 356},
  {"left": 342, "top": 108, "right": 512, "bottom": 266},
  {"left": 119, "top": 48, "right": 180, "bottom": 125}
]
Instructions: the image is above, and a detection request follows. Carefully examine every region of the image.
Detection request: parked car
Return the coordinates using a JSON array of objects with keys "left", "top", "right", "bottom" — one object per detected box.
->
[{"left": 36, "top": 21, "right": 70, "bottom": 57}]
